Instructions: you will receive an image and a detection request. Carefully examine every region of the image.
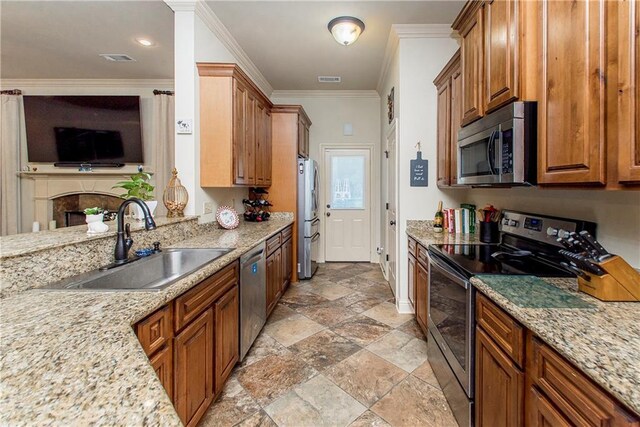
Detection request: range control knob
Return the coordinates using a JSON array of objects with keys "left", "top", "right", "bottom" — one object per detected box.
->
[
  {"left": 558, "top": 229, "right": 570, "bottom": 239},
  {"left": 547, "top": 227, "right": 558, "bottom": 236},
  {"left": 509, "top": 220, "right": 519, "bottom": 227},
  {"left": 502, "top": 218, "right": 510, "bottom": 226}
]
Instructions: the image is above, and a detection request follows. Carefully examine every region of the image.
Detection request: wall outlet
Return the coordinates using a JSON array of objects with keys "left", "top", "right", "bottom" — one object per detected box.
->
[{"left": 203, "top": 202, "right": 214, "bottom": 214}]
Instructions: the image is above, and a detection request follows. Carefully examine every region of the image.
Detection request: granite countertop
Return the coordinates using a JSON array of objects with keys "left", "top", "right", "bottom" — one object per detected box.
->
[
  {"left": 0, "top": 217, "right": 294, "bottom": 426},
  {"left": 406, "top": 220, "right": 482, "bottom": 247},
  {"left": 472, "top": 276, "right": 640, "bottom": 416},
  {"left": 0, "top": 216, "right": 198, "bottom": 258}
]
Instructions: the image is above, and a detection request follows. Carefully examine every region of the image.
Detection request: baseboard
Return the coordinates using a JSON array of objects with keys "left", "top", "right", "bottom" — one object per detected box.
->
[{"left": 396, "top": 299, "right": 414, "bottom": 314}]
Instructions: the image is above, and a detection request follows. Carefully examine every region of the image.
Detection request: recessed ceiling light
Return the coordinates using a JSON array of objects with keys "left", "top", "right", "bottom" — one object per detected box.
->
[
  {"left": 136, "top": 38, "right": 154, "bottom": 47},
  {"left": 100, "top": 54, "right": 136, "bottom": 62}
]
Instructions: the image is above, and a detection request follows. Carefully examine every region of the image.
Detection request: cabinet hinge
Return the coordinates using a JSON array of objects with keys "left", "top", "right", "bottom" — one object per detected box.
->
[
  {"left": 386, "top": 203, "right": 389, "bottom": 210},
  {"left": 386, "top": 254, "right": 389, "bottom": 261},
  {"left": 384, "top": 150, "right": 389, "bottom": 159}
]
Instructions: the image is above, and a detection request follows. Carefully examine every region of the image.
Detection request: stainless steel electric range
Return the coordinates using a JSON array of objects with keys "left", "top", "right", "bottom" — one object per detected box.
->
[{"left": 426, "top": 210, "right": 596, "bottom": 427}]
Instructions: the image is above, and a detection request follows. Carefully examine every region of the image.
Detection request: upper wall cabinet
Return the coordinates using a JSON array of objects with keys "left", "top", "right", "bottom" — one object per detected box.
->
[
  {"left": 484, "top": 0, "right": 520, "bottom": 112},
  {"left": 434, "top": 51, "right": 462, "bottom": 187},
  {"left": 618, "top": 0, "right": 640, "bottom": 184},
  {"left": 455, "top": 1, "right": 485, "bottom": 126},
  {"left": 198, "top": 63, "right": 273, "bottom": 187},
  {"left": 536, "top": 0, "right": 607, "bottom": 185}
]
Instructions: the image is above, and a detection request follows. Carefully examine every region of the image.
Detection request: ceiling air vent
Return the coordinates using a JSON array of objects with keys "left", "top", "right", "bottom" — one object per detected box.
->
[
  {"left": 99, "top": 54, "right": 136, "bottom": 62},
  {"left": 318, "top": 76, "right": 341, "bottom": 83}
]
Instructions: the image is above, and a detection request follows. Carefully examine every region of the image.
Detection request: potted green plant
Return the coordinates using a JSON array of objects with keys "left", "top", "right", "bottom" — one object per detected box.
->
[
  {"left": 83, "top": 207, "right": 108, "bottom": 234},
  {"left": 112, "top": 171, "right": 157, "bottom": 220}
]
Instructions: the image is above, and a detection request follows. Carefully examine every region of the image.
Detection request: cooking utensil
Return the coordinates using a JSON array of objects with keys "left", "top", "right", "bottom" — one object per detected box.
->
[
  {"left": 560, "top": 261, "right": 591, "bottom": 281},
  {"left": 559, "top": 250, "right": 606, "bottom": 276},
  {"left": 578, "top": 231, "right": 612, "bottom": 261}
]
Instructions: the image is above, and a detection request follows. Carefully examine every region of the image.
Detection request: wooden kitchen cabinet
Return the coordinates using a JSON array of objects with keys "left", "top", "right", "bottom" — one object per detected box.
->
[
  {"left": 617, "top": 0, "right": 640, "bottom": 184},
  {"left": 266, "top": 246, "right": 283, "bottom": 316},
  {"left": 536, "top": 0, "right": 607, "bottom": 185},
  {"left": 135, "top": 261, "right": 240, "bottom": 427},
  {"left": 434, "top": 51, "right": 462, "bottom": 187},
  {"left": 408, "top": 237, "right": 417, "bottom": 311},
  {"left": 298, "top": 115, "right": 311, "bottom": 158},
  {"left": 174, "top": 308, "right": 214, "bottom": 427},
  {"left": 149, "top": 341, "right": 173, "bottom": 402},
  {"left": 528, "top": 386, "right": 572, "bottom": 427},
  {"left": 483, "top": 0, "right": 519, "bottom": 112},
  {"left": 415, "top": 253, "right": 429, "bottom": 335},
  {"left": 454, "top": 1, "right": 485, "bottom": 126},
  {"left": 214, "top": 286, "right": 239, "bottom": 394},
  {"left": 476, "top": 327, "right": 524, "bottom": 427},
  {"left": 198, "top": 63, "right": 273, "bottom": 187},
  {"left": 281, "top": 235, "right": 293, "bottom": 292}
]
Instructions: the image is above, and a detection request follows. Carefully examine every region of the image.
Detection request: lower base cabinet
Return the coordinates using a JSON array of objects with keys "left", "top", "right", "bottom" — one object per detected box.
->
[
  {"left": 266, "top": 226, "right": 293, "bottom": 317},
  {"left": 415, "top": 260, "right": 429, "bottom": 335},
  {"left": 476, "top": 293, "right": 640, "bottom": 427},
  {"left": 135, "top": 261, "right": 240, "bottom": 427},
  {"left": 174, "top": 309, "right": 214, "bottom": 427},
  {"left": 266, "top": 247, "right": 282, "bottom": 316},
  {"left": 214, "top": 286, "right": 239, "bottom": 394}
]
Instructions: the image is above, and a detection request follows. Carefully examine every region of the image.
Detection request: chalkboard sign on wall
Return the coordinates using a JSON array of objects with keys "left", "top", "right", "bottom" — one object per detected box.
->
[{"left": 410, "top": 151, "right": 428, "bottom": 187}]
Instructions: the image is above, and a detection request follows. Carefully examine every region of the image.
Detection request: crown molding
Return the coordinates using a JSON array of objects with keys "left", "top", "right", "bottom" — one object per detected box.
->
[
  {"left": 271, "top": 90, "right": 380, "bottom": 100},
  {"left": 165, "top": 0, "right": 197, "bottom": 12},
  {"left": 194, "top": 1, "right": 274, "bottom": 97},
  {"left": 0, "top": 79, "right": 174, "bottom": 89},
  {"left": 376, "top": 24, "right": 457, "bottom": 94}
]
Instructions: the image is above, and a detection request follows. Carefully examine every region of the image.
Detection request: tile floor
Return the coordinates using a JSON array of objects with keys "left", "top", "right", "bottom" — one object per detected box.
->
[{"left": 200, "top": 263, "right": 457, "bottom": 427}]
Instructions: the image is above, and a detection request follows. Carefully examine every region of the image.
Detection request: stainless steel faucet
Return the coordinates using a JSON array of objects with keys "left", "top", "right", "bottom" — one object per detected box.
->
[{"left": 114, "top": 198, "right": 157, "bottom": 264}]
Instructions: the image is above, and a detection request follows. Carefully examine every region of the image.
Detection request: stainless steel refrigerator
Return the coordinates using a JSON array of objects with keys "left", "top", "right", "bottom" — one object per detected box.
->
[{"left": 297, "top": 158, "right": 319, "bottom": 279}]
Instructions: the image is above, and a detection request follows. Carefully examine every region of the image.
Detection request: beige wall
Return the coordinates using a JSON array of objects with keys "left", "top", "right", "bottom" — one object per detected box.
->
[{"left": 270, "top": 92, "right": 381, "bottom": 262}]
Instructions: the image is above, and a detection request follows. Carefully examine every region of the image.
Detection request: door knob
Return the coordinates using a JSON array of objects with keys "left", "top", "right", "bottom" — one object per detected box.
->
[
  {"left": 326, "top": 212, "right": 331, "bottom": 217},
  {"left": 390, "top": 220, "right": 396, "bottom": 226}
]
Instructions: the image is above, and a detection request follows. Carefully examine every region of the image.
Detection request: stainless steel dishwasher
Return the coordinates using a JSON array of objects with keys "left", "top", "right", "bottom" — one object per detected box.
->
[{"left": 239, "top": 242, "right": 266, "bottom": 361}]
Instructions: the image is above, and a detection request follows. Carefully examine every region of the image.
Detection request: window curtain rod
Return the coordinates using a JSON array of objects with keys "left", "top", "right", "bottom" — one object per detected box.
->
[
  {"left": 0, "top": 89, "right": 22, "bottom": 95},
  {"left": 153, "top": 90, "right": 174, "bottom": 95}
]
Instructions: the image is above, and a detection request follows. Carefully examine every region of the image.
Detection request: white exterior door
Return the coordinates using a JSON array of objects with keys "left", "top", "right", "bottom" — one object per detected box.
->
[
  {"left": 324, "top": 148, "right": 371, "bottom": 262},
  {"left": 386, "top": 121, "right": 398, "bottom": 292}
]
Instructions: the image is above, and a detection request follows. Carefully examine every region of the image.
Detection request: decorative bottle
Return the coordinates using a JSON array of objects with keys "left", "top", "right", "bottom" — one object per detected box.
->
[{"left": 434, "top": 201, "right": 444, "bottom": 233}]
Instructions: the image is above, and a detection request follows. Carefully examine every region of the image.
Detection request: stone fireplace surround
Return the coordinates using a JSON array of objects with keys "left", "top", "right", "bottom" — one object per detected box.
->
[{"left": 22, "top": 169, "right": 141, "bottom": 229}]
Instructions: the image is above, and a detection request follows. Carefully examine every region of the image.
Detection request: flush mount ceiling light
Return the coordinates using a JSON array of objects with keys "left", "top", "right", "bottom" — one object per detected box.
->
[
  {"left": 135, "top": 38, "right": 154, "bottom": 47},
  {"left": 328, "top": 16, "right": 365, "bottom": 46}
]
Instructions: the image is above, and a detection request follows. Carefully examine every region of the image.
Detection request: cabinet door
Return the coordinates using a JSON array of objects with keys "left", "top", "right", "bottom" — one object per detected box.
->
[
  {"left": 537, "top": 0, "right": 606, "bottom": 185},
  {"left": 461, "top": 4, "right": 485, "bottom": 126},
  {"left": 281, "top": 238, "right": 292, "bottom": 292},
  {"left": 174, "top": 309, "right": 214, "bottom": 427},
  {"left": 304, "top": 125, "right": 310, "bottom": 158},
  {"left": 415, "top": 261, "right": 429, "bottom": 335},
  {"left": 264, "top": 108, "right": 272, "bottom": 186},
  {"left": 475, "top": 327, "right": 524, "bottom": 427},
  {"left": 214, "top": 285, "right": 239, "bottom": 395},
  {"left": 298, "top": 118, "right": 309, "bottom": 158},
  {"left": 408, "top": 254, "right": 417, "bottom": 310},
  {"left": 436, "top": 79, "right": 452, "bottom": 187},
  {"left": 451, "top": 64, "right": 463, "bottom": 185},
  {"left": 149, "top": 342, "right": 173, "bottom": 402},
  {"left": 233, "top": 81, "right": 249, "bottom": 185},
  {"left": 528, "top": 387, "right": 572, "bottom": 427},
  {"left": 618, "top": 0, "right": 640, "bottom": 183},
  {"left": 484, "top": 0, "right": 519, "bottom": 112},
  {"left": 266, "top": 248, "right": 282, "bottom": 316},
  {"left": 245, "top": 92, "right": 257, "bottom": 185},
  {"left": 255, "top": 102, "right": 266, "bottom": 187}
]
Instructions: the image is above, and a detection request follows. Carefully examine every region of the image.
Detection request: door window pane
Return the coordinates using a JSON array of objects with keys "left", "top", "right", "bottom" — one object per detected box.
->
[{"left": 331, "top": 155, "right": 365, "bottom": 209}]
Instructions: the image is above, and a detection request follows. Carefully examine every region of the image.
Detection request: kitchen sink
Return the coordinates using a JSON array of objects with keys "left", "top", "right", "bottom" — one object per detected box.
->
[{"left": 42, "top": 248, "right": 234, "bottom": 291}]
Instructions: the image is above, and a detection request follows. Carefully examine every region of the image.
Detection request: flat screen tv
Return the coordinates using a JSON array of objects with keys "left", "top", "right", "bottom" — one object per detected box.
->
[{"left": 24, "top": 96, "right": 143, "bottom": 165}]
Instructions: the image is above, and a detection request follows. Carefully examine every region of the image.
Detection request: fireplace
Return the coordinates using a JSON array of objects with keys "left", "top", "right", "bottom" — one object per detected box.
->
[{"left": 52, "top": 193, "right": 123, "bottom": 227}]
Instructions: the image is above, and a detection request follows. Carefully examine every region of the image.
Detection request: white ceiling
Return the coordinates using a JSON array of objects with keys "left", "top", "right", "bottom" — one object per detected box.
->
[
  {"left": 207, "top": 1, "right": 465, "bottom": 90},
  {"left": 1, "top": 1, "right": 174, "bottom": 79}
]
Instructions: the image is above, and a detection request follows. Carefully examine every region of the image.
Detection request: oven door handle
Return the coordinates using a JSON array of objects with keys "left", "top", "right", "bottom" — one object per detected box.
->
[{"left": 429, "top": 255, "right": 469, "bottom": 290}]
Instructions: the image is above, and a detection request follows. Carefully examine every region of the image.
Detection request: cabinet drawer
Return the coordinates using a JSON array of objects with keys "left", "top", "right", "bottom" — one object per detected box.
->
[
  {"left": 476, "top": 292, "right": 524, "bottom": 368},
  {"left": 528, "top": 336, "right": 639, "bottom": 426},
  {"left": 174, "top": 262, "right": 238, "bottom": 331},
  {"left": 266, "top": 233, "right": 282, "bottom": 256},
  {"left": 281, "top": 225, "right": 293, "bottom": 242},
  {"left": 408, "top": 237, "right": 417, "bottom": 256},
  {"left": 136, "top": 304, "right": 173, "bottom": 356},
  {"left": 416, "top": 244, "right": 429, "bottom": 267}
]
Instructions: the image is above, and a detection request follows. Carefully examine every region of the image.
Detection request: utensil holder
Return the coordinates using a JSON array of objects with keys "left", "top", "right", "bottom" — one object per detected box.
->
[
  {"left": 577, "top": 255, "right": 640, "bottom": 302},
  {"left": 479, "top": 222, "right": 499, "bottom": 243}
]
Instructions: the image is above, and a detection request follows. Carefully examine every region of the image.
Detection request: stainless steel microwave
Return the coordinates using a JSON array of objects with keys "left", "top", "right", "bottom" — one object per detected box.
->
[{"left": 457, "top": 101, "right": 537, "bottom": 186}]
